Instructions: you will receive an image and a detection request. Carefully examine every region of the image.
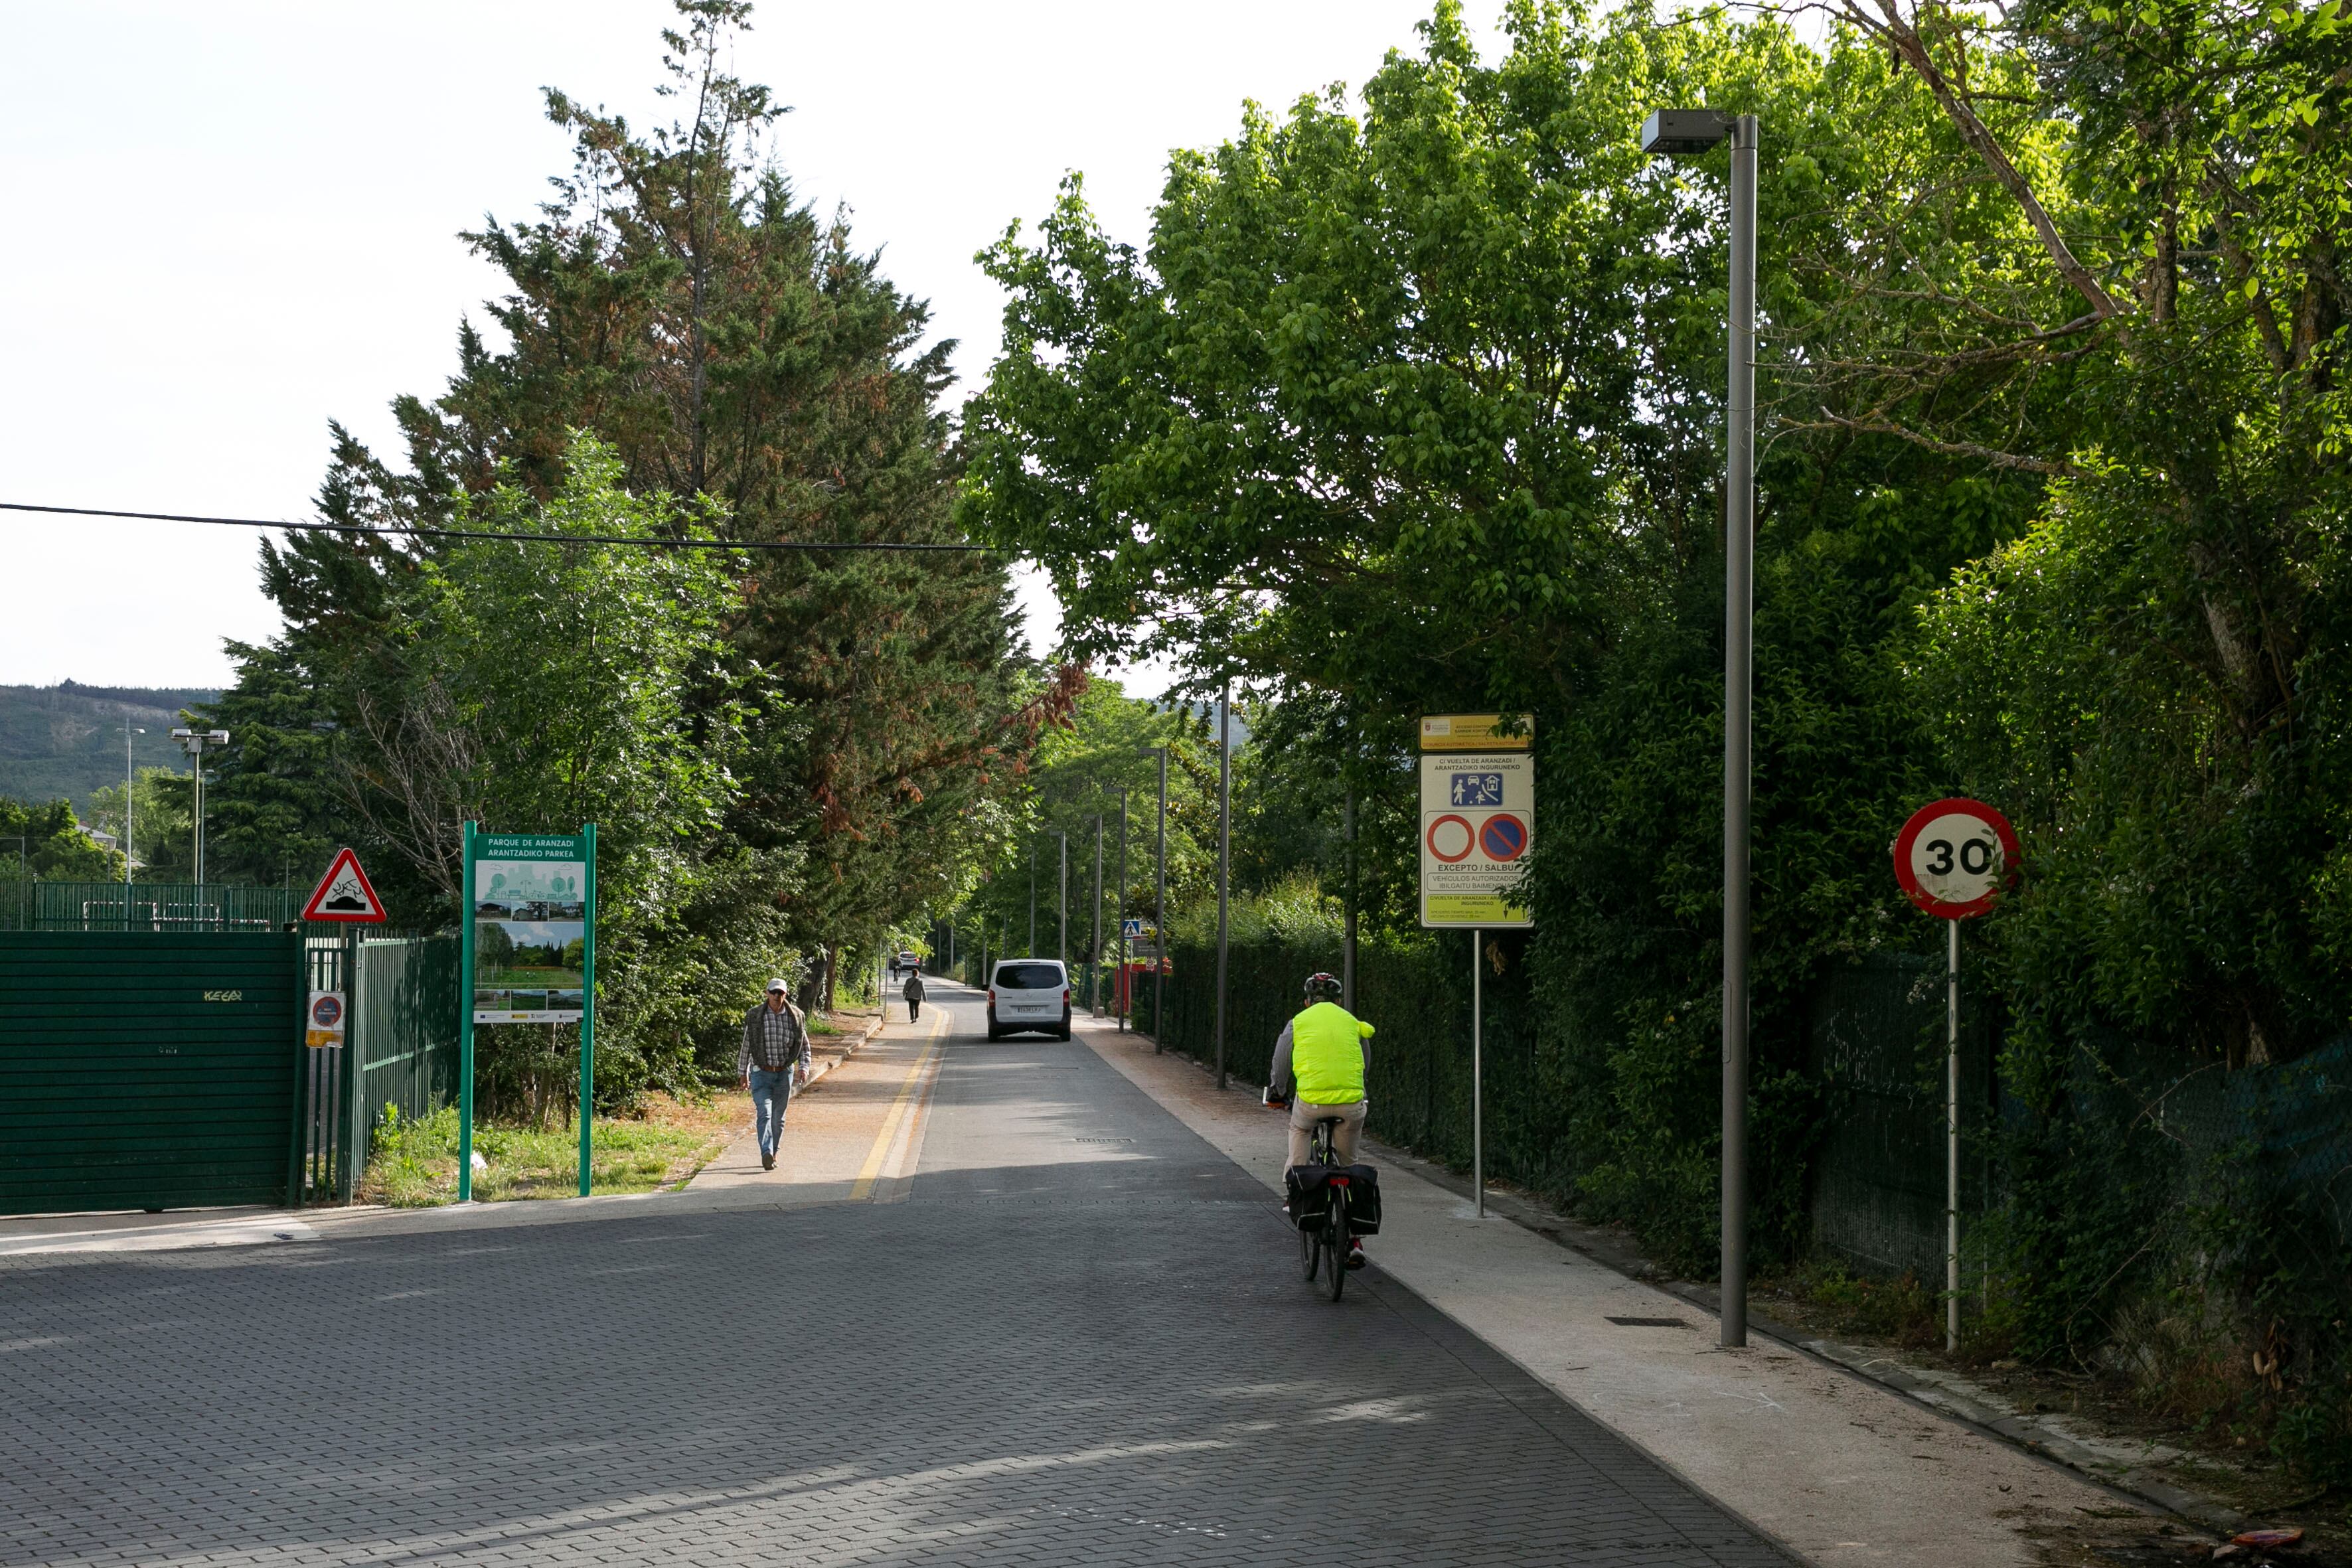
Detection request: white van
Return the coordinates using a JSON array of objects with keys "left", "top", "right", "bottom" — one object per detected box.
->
[{"left": 986, "top": 959, "right": 1071, "bottom": 1041}]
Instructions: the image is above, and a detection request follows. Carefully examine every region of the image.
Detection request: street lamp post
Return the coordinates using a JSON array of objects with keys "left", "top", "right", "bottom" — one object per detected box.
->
[
  {"left": 1056, "top": 830, "right": 1068, "bottom": 967},
  {"left": 169, "top": 728, "right": 230, "bottom": 892},
  {"left": 1215, "top": 682, "right": 1232, "bottom": 1090},
  {"left": 1141, "top": 745, "right": 1168, "bottom": 1050},
  {"left": 1089, "top": 812, "right": 1104, "bottom": 1015},
  {"left": 1115, "top": 786, "right": 1129, "bottom": 1030},
  {"left": 1641, "top": 106, "right": 1758, "bottom": 1350}
]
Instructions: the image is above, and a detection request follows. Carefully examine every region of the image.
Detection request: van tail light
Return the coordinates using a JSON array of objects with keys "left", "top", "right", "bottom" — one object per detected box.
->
[
  {"left": 1063, "top": 986, "right": 1073, "bottom": 1004},
  {"left": 986, "top": 988, "right": 996, "bottom": 1004}
]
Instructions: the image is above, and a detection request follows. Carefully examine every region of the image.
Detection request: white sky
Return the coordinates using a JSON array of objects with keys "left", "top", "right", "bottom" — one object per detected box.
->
[{"left": 0, "top": 1, "right": 1506, "bottom": 695}]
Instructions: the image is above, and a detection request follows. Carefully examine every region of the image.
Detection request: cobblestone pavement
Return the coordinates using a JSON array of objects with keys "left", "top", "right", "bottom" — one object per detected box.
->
[{"left": 0, "top": 989, "right": 1794, "bottom": 1568}]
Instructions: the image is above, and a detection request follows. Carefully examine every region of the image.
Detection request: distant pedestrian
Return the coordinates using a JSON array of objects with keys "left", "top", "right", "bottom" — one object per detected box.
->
[
  {"left": 739, "top": 977, "right": 811, "bottom": 1172},
  {"left": 902, "top": 969, "right": 925, "bottom": 1022}
]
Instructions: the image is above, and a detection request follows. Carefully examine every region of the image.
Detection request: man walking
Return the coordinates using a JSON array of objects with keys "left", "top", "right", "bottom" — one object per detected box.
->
[
  {"left": 902, "top": 967, "right": 925, "bottom": 1022},
  {"left": 739, "top": 977, "right": 810, "bottom": 1172}
]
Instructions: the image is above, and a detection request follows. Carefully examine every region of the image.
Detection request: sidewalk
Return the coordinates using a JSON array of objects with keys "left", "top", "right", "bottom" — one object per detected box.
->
[
  {"left": 688, "top": 1003, "right": 941, "bottom": 1198},
  {"left": 0, "top": 1007, "right": 901, "bottom": 1259},
  {"left": 1077, "top": 1016, "right": 2188, "bottom": 1568}
]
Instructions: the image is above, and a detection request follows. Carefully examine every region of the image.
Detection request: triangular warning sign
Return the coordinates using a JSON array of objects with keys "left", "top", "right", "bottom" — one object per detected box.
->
[{"left": 302, "top": 848, "right": 388, "bottom": 923}]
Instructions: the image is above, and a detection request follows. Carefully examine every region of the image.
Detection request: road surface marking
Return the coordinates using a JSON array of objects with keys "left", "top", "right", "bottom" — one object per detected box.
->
[{"left": 850, "top": 1006, "right": 945, "bottom": 1200}]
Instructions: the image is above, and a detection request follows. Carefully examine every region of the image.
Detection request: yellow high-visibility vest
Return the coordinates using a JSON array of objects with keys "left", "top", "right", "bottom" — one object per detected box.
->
[{"left": 1292, "top": 1001, "right": 1372, "bottom": 1103}]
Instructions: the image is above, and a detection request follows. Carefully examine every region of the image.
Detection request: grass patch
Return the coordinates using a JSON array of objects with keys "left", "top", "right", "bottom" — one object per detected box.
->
[{"left": 362, "top": 1095, "right": 735, "bottom": 1206}]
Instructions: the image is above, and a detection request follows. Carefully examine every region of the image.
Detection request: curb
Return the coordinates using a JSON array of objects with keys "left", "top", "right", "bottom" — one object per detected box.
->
[{"left": 1128, "top": 1025, "right": 2242, "bottom": 1538}]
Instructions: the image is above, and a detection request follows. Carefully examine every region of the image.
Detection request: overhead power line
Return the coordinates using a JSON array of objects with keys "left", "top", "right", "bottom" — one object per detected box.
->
[{"left": 0, "top": 501, "right": 991, "bottom": 552}]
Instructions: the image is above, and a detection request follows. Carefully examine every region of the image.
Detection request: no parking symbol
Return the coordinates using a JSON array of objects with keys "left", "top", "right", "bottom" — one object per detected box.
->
[{"left": 1478, "top": 813, "right": 1527, "bottom": 862}]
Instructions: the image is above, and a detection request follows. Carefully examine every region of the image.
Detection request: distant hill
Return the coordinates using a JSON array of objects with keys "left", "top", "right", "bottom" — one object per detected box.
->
[{"left": 0, "top": 682, "right": 220, "bottom": 809}]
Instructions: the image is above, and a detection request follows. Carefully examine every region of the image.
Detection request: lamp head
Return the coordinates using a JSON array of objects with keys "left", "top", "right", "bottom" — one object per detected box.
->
[{"left": 1641, "top": 109, "right": 1735, "bottom": 155}]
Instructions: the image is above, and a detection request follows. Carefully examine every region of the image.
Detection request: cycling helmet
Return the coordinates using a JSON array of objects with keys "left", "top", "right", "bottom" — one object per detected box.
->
[{"left": 1302, "top": 971, "right": 1343, "bottom": 1004}]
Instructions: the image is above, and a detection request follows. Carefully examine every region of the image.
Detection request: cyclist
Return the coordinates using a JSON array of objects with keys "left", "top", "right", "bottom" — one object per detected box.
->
[{"left": 1267, "top": 972, "right": 1375, "bottom": 1266}]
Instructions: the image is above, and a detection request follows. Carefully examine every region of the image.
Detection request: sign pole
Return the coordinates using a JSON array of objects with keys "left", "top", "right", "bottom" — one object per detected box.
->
[
  {"left": 1892, "top": 795, "right": 2020, "bottom": 1357},
  {"left": 1472, "top": 926, "right": 1484, "bottom": 1219},
  {"left": 1946, "top": 915, "right": 1960, "bottom": 1352},
  {"left": 457, "top": 820, "right": 477, "bottom": 1204},
  {"left": 578, "top": 821, "right": 597, "bottom": 1198}
]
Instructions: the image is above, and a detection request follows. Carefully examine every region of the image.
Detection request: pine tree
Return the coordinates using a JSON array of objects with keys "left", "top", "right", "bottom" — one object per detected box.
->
[{"left": 209, "top": 0, "right": 1049, "bottom": 962}]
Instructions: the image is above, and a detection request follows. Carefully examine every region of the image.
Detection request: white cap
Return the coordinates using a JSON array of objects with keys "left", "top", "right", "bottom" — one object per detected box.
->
[{"left": 766, "top": 977, "right": 789, "bottom": 993}]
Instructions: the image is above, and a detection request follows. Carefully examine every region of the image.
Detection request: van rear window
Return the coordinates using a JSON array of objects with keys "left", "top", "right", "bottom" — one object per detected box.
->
[{"left": 994, "top": 963, "right": 1064, "bottom": 990}]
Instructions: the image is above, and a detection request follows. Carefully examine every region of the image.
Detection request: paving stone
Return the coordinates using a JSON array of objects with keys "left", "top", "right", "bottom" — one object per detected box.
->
[{"left": 0, "top": 1009, "right": 1792, "bottom": 1567}]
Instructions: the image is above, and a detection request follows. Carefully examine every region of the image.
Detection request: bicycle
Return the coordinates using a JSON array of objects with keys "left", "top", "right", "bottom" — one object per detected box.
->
[{"left": 1267, "top": 1089, "right": 1355, "bottom": 1302}]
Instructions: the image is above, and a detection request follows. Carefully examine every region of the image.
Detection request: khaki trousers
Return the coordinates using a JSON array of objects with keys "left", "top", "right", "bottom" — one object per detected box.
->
[{"left": 1287, "top": 1098, "right": 1368, "bottom": 1167}]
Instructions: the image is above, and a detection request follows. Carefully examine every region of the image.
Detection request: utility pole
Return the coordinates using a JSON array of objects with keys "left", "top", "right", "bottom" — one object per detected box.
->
[
  {"left": 1056, "top": 830, "right": 1068, "bottom": 967},
  {"left": 1215, "top": 683, "right": 1231, "bottom": 1090},
  {"left": 1028, "top": 841, "right": 1037, "bottom": 956}
]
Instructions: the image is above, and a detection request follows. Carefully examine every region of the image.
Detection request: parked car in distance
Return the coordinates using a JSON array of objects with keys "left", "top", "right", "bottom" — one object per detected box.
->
[
  {"left": 898, "top": 950, "right": 921, "bottom": 973},
  {"left": 986, "top": 959, "right": 1071, "bottom": 1041}
]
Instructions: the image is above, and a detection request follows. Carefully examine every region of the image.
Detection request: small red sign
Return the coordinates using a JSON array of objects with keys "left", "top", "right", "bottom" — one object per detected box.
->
[
  {"left": 1425, "top": 814, "right": 1475, "bottom": 863},
  {"left": 302, "top": 848, "right": 388, "bottom": 923}
]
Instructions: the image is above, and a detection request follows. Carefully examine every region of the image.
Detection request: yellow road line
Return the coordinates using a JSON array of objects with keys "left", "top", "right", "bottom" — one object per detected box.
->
[{"left": 849, "top": 1007, "right": 945, "bottom": 1200}]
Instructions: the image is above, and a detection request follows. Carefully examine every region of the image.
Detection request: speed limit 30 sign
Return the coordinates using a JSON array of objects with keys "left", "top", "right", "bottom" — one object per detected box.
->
[{"left": 1893, "top": 797, "right": 2019, "bottom": 919}]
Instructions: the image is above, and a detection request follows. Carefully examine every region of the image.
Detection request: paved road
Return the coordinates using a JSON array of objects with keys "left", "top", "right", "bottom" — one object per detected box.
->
[{"left": 0, "top": 984, "right": 1792, "bottom": 1568}]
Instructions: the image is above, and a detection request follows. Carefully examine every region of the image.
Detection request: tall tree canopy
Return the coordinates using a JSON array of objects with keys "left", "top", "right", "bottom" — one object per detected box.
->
[
  {"left": 202, "top": 0, "right": 1045, "bottom": 1068},
  {"left": 960, "top": 0, "right": 2352, "bottom": 1464}
]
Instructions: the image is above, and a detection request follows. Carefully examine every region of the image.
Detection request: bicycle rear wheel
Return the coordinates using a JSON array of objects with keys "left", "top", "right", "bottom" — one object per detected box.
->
[
  {"left": 1300, "top": 1203, "right": 1319, "bottom": 1281},
  {"left": 1324, "top": 1188, "right": 1349, "bottom": 1301}
]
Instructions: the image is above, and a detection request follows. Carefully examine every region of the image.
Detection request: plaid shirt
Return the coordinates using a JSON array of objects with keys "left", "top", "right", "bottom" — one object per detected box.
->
[{"left": 739, "top": 1000, "right": 809, "bottom": 1076}]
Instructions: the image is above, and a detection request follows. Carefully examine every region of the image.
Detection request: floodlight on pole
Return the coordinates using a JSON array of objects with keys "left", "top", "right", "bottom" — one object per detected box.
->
[
  {"left": 170, "top": 727, "right": 230, "bottom": 890},
  {"left": 1642, "top": 104, "right": 1759, "bottom": 1351},
  {"left": 124, "top": 723, "right": 143, "bottom": 889}
]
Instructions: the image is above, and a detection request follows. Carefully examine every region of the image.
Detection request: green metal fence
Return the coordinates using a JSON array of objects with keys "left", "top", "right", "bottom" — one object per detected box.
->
[
  {"left": 0, "top": 882, "right": 302, "bottom": 933},
  {"left": 294, "top": 932, "right": 461, "bottom": 1204}
]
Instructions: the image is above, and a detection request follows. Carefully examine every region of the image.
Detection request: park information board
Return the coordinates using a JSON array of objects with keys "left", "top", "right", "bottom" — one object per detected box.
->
[
  {"left": 1418, "top": 714, "right": 1534, "bottom": 929},
  {"left": 457, "top": 823, "right": 599, "bottom": 1200},
  {"left": 470, "top": 836, "right": 591, "bottom": 1023}
]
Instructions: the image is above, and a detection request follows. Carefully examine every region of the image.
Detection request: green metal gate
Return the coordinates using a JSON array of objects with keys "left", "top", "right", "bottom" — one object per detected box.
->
[
  {"left": 293, "top": 933, "right": 460, "bottom": 1205},
  {"left": 0, "top": 931, "right": 305, "bottom": 1215}
]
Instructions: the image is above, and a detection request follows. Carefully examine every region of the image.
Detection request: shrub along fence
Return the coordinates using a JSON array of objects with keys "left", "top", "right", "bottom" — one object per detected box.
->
[
  {"left": 1142, "top": 932, "right": 2352, "bottom": 1478},
  {"left": 1152, "top": 933, "right": 1552, "bottom": 1181}
]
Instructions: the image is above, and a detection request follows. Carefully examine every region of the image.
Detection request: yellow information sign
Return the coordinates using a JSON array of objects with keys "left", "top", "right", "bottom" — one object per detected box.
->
[
  {"left": 1418, "top": 714, "right": 1533, "bottom": 752},
  {"left": 1419, "top": 715, "right": 1535, "bottom": 929}
]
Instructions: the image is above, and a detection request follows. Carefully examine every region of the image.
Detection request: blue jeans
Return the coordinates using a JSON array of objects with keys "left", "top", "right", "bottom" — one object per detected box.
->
[{"left": 749, "top": 1067, "right": 794, "bottom": 1157}]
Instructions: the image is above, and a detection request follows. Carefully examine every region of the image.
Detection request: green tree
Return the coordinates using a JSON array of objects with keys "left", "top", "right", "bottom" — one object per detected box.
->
[
  {"left": 86, "top": 765, "right": 195, "bottom": 883},
  {"left": 0, "top": 797, "right": 119, "bottom": 882},
  {"left": 383, "top": 0, "right": 1035, "bottom": 979}
]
